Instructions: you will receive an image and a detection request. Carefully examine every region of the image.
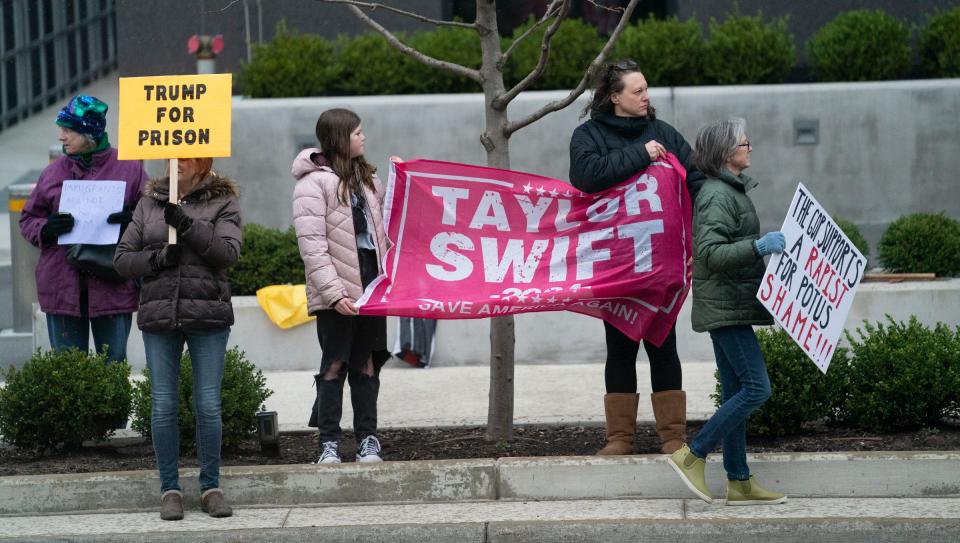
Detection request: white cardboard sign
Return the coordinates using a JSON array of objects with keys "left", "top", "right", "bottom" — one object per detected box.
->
[
  {"left": 756, "top": 183, "right": 867, "bottom": 373},
  {"left": 57, "top": 180, "right": 126, "bottom": 245}
]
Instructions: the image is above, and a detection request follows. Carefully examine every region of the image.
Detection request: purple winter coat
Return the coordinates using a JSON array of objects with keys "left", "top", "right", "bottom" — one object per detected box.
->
[{"left": 19, "top": 147, "right": 148, "bottom": 317}]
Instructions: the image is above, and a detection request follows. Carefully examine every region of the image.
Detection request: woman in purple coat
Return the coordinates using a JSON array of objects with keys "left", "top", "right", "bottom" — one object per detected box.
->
[{"left": 19, "top": 95, "right": 148, "bottom": 363}]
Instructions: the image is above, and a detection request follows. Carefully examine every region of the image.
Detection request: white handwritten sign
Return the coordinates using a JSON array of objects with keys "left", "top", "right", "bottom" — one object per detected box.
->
[
  {"left": 756, "top": 183, "right": 866, "bottom": 373},
  {"left": 58, "top": 180, "right": 126, "bottom": 245}
]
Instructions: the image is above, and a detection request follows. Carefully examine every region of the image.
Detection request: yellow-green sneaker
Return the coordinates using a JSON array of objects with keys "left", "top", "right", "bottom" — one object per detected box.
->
[
  {"left": 726, "top": 476, "right": 787, "bottom": 506},
  {"left": 667, "top": 443, "right": 713, "bottom": 504}
]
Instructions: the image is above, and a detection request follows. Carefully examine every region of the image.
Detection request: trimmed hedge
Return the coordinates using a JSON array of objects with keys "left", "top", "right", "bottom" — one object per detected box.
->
[
  {"left": 835, "top": 218, "right": 870, "bottom": 260},
  {"left": 131, "top": 347, "right": 273, "bottom": 451},
  {"left": 503, "top": 17, "right": 602, "bottom": 90},
  {"left": 612, "top": 15, "right": 706, "bottom": 87},
  {"left": 0, "top": 349, "right": 131, "bottom": 450},
  {"left": 241, "top": 21, "right": 340, "bottom": 98},
  {"left": 406, "top": 26, "right": 482, "bottom": 94},
  {"left": 332, "top": 32, "right": 415, "bottom": 96},
  {"left": 230, "top": 224, "right": 304, "bottom": 296},
  {"left": 834, "top": 316, "right": 960, "bottom": 432},
  {"left": 919, "top": 7, "right": 960, "bottom": 78},
  {"left": 878, "top": 212, "right": 960, "bottom": 276},
  {"left": 807, "top": 10, "right": 911, "bottom": 82},
  {"left": 239, "top": 9, "right": 957, "bottom": 97},
  {"left": 703, "top": 13, "right": 795, "bottom": 84}
]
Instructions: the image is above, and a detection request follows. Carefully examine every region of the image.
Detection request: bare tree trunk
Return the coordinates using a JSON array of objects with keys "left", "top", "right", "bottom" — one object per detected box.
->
[{"left": 476, "top": 0, "right": 514, "bottom": 442}]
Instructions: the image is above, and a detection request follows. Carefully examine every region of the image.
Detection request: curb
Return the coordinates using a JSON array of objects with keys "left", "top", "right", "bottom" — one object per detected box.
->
[
  {"left": 2, "top": 451, "right": 958, "bottom": 515},
  {"left": 7, "top": 517, "right": 960, "bottom": 543}
]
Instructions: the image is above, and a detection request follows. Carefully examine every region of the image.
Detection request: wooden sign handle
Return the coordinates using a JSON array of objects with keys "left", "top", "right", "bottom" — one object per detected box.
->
[{"left": 168, "top": 158, "right": 178, "bottom": 244}]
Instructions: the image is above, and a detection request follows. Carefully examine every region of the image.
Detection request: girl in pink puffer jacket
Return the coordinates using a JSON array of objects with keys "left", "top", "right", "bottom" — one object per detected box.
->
[{"left": 292, "top": 108, "right": 391, "bottom": 465}]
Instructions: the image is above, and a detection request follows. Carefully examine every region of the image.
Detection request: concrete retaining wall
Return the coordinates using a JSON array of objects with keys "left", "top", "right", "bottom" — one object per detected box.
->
[
  {"left": 1, "top": 452, "right": 957, "bottom": 515},
  {"left": 29, "top": 278, "right": 960, "bottom": 371},
  {"left": 198, "top": 80, "right": 960, "bottom": 251}
]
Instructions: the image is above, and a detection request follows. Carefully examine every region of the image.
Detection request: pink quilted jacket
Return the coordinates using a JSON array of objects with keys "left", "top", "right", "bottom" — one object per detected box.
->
[{"left": 292, "top": 148, "right": 387, "bottom": 314}]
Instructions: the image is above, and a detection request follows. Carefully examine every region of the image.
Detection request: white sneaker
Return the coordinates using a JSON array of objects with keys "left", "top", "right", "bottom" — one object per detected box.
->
[
  {"left": 316, "top": 441, "right": 341, "bottom": 464},
  {"left": 356, "top": 435, "right": 383, "bottom": 463}
]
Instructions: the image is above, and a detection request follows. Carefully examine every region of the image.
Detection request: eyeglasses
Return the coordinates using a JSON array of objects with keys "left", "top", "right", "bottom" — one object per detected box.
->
[{"left": 737, "top": 141, "right": 752, "bottom": 149}]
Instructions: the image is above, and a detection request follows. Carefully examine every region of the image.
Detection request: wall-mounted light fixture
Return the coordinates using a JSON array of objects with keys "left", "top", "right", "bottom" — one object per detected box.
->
[{"left": 794, "top": 118, "right": 820, "bottom": 145}]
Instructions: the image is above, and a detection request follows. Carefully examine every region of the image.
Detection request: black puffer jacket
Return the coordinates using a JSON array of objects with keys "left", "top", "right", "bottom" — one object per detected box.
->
[
  {"left": 115, "top": 173, "right": 243, "bottom": 332},
  {"left": 569, "top": 110, "right": 704, "bottom": 198}
]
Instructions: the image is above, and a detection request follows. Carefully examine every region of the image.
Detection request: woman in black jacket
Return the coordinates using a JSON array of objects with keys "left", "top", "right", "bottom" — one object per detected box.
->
[{"left": 569, "top": 59, "right": 704, "bottom": 456}]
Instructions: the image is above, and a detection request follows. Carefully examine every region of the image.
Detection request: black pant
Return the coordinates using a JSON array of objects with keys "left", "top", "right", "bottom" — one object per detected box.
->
[
  {"left": 311, "top": 368, "right": 380, "bottom": 443},
  {"left": 604, "top": 321, "right": 682, "bottom": 393}
]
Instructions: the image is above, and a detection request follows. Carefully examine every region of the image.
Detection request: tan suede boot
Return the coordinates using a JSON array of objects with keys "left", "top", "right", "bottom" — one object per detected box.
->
[
  {"left": 597, "top": 393, "right": 639, "bottom": 455},
  {"left": 651, "top": 390, "right": 687, "bottom": 454}
]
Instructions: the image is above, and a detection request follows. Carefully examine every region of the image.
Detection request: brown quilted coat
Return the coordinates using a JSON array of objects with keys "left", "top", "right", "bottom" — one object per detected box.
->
[
  {"left": 291, "top": 148, "right": 387, "bottom": 315},
  {"left": 114, "top": 173, "right": 242, "bottom": 332}
]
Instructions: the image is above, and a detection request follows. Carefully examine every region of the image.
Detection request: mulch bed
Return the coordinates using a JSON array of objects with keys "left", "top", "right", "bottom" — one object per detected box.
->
[{"left": 2, "top": 421, "right": 959, "bottom": 477}]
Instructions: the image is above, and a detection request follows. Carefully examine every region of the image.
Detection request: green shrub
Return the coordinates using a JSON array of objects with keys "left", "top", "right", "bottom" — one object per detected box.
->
[
  {"left": 835, "top": 218, "right": 870, "bottom": 260},
  {"left": 919, "top": 7, "right": 960, "bottom": 77},
  {"left": 711, "top": 328, "right": 846, "bottom": 436},
  {"left": 231, "top": 223, "right": 304, "bottom": 296},
  {"left": 612, "top": 15, "right": 706, "bottom": 87},
  {"left": 332, "top": 32, "right": 415, "bottom": 95},
  {"left": 406, "top": 26, "right": 481, "bottom": 93},
  {"left": 878, "top": 212, "right": 960, "bottom": 276},
  {"left": 703, "top": 13, "right": 795, "bottom": 84},
  {"left": 807, "top": 10, "right": 911, "bottom": 82},
  {"left": 240, "top": 21, "right": 339, "bottom": 98},
  {"left": 504, "top": 17, "right": 602, "bottom": 90},
  {"left": 131, "top": 347, "right": 272, "bottom": 451},
  {"left": 0, "top": 349, "right": 131, "bottom": 450},
  {"left": 836, "top": 316, "right": 960, "bottom": 432}
]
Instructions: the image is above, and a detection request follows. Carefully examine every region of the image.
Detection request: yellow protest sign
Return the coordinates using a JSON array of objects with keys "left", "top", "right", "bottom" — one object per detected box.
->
[{"left": 118, "top": 73, "right": 232, "bottom": 160}]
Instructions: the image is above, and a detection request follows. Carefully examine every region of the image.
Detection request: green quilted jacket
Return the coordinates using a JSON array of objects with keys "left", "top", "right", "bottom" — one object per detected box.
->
[{"left": 691, "top": 170, "right": 774, "bottom": 332}]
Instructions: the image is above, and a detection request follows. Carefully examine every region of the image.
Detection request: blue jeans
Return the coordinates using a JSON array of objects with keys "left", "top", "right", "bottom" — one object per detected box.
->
[
  {"left": 143, "top": 327, "right": 230, "bottom": 494},
  {"left": 46, "top": 312, "right": 132, "bottom": 363},
  {"left": 689, "top": 325, "right": 772, "bottom": 481}
]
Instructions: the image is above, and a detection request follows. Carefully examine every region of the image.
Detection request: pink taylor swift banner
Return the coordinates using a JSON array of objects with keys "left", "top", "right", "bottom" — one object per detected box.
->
[{"left": 356, "top": 155, "right": 691, "bottom": 346}]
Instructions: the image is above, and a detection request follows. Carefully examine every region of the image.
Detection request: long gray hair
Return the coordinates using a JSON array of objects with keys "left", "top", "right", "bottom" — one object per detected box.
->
[{"left": 692, "top": 118, "right": 747, "bottom": 178}]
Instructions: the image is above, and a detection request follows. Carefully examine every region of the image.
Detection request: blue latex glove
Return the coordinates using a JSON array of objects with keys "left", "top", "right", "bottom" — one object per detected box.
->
[{"left": 755, "top": 231, "right": 785, "bottom": 256}]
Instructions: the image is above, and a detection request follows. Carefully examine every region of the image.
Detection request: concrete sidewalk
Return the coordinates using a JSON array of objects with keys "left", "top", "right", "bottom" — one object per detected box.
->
[
  {"left": 3, "top": 497, "right": 960, "bottom": 542},
  {"left": 259, "top": 360, "right": 719, "bottom": 432}
]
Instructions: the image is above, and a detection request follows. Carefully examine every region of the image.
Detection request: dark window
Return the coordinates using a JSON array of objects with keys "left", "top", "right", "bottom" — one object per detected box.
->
[
  {"left": 5, "top": 59, "right": 17, "bottom": 109},
  {"left": 80, "top": 28, "right": 90, "bottom": 71},
  {"left": 43, "top": 0, "right": 54, "bottom": 33},
  {"left": 3, "top": 1, "right": 15, "bottom": 52}
]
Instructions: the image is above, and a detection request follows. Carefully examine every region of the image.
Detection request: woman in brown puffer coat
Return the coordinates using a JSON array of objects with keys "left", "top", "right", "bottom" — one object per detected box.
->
[
  {"left": 115, "top": 158, "right": 242, "bottom": 521},
  {"left": 292, "top": 108, "right": 391, "bottom": 466}
]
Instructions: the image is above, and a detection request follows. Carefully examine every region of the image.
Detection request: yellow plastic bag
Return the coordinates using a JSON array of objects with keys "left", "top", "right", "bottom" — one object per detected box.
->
[{"left": 255, "top": 284, "right": 316, "bottom": 329}]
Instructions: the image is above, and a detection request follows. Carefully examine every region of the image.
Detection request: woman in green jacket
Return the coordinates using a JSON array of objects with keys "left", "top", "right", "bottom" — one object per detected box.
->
[{"left": 667, "top": 118, "right": 787, "bottom": 506}]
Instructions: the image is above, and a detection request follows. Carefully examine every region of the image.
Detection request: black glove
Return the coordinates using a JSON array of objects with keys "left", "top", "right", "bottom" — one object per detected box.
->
[
  {"left": 163, "top": 202, "right": 193, "bottom": 234},
  {"left": 106, "top": 208, "right": 133, "bottom": 225},
  {"left": 150, "top": 244, "right": 181, "bottom": 272},
  {"left": 40, "top": 213, "right": 74, "bottom": 244},
  {"left": 107, "top": 207, "right": 133, "bottom": 238}
]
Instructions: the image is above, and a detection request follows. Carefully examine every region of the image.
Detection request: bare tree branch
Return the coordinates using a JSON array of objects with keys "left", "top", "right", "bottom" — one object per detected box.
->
[
  {"left": 208, "top": 0, "right": 242, "bottom": 13},
  {"left": 583, "top": 0, "right": 626, "bottom": 13},
  {"left": 318, "top": 0, "right": 476, "bottom": 28},
  {"left": 492, "top": 0, "right": 571, "bottom": 110},
  {"left": 504, "top": 0, "right": 641, "bottom": 137},
  {"left": 327, "top": 2, "right": 481, "bottom": 83},
  {"left": 498, "top": 0, "right": 565, "bottom": 69}
]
